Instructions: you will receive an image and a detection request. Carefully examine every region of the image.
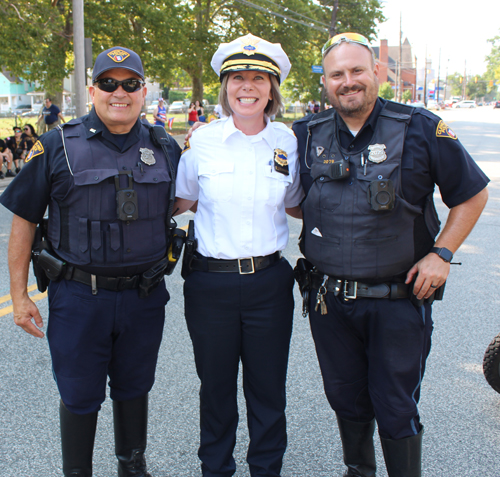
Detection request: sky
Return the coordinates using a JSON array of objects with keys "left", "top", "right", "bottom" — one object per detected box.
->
[{"left": 372, "top": 0, "right": 499, "bottom": 78}]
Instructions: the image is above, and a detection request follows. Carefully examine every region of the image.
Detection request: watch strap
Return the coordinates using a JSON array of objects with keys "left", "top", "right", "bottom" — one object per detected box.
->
[{"left": 430, "top": 247, "right": 453, "bottom": 263}]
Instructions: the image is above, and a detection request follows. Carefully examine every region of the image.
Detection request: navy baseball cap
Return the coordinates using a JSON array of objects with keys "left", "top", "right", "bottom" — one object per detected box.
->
[{"left": 92, "top": 46, "right": 145, "bottom": 82}]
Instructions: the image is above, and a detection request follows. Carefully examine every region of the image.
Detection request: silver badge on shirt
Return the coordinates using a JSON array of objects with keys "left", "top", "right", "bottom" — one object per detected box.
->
[
  {"left": 316, "top": 146, "right": 324, "bottom": 157},
  {"left": 140, "top": 148, "right": 156, "bottom": 166},
  {"left": 367, "top": 144, "right": 387, "bottom": 163}
]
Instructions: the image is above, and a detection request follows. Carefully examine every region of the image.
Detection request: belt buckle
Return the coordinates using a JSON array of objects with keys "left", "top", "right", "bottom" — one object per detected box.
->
[
  {"left": 343, "top": 280, "right": 357, "bottom": 299},
  {"left": 238, "top": 257, "right": 255, "bottom": 274}
]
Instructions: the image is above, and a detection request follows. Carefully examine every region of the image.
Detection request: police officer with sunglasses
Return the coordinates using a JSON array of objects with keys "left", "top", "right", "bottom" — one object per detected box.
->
[
  {"left": 0, "top": 46, "right": 181, "bottom": 477},
  {"left": 292, "top": 33, "right": 489, "bottom": 476}
]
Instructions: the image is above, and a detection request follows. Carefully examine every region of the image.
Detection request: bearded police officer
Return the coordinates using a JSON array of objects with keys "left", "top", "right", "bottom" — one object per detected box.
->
[
  {"left": 292, "top": 33, "right": 488, "bottom": 476},
  {"left": 0, "top": 47, "right": 181, "bottom": 477}
]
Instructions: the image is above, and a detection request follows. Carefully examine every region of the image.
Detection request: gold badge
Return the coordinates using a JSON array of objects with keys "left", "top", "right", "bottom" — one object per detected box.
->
[
  {"left": 273, "top": 148, "right": 289, "bottom": 175},
  {"left": 436, "top": 120, "right": 457, "bottom": 140},
  {"left": 107, "top": 49, "right": 130, "bottom": 63},
  {"left": 25, "top": 140, "right": 44, "bottom": 163},
  {"left": 240, "top": 34, "right": 260, "bottom": 56},
  {"left": 367, "top": 144, "right": 387, "bottom": 163},
  {"left": 140, "top": 148, "right": 156, "bottom": 166}
]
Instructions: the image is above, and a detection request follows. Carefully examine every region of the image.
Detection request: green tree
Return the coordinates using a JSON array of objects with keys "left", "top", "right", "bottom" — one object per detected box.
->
[
  {"left": 447, "top": 72, "right": 464, "bottom": 97},
  {"left": 378, "top": 82, "right": 394, "bottom": 100},
  {"left": 402, "top": 89, "right": 412, "bottom": 103}
]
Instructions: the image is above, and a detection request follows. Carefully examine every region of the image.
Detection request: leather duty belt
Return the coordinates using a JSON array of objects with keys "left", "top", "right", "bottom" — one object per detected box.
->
[
  {"left": 190, "top": 251, "right": 282, "bottom": 274},
  {"left": 64, "top": 266, "right": 142, "bottom": 293},
  {"left": 311, "top": 272, "right": 409, "bottom": 300}
]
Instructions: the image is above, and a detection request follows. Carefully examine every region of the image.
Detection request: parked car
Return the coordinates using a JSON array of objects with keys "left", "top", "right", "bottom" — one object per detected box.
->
[
  {"left": 21, "top": 107, "right": 42, "bottom": 117},
  {"left": 168, "top": 100, "right": 188, "bottom": 113},
  {"left": 410, "top": 101, "right": 425, "bottom": 108},
  {"left": 493, "top": 101, "right": 500, "bottom": 109},
  {"left": 426, "top": 100, "right": 440, "bottom": 110},
  {"left": 452, "top": 100, "right": 476, "bottom": 108},
  {"left": 13, "top": 104, "right": 32, "bottom": 115}
]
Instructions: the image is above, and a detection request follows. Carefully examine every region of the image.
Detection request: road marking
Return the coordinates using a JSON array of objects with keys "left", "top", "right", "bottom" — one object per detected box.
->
[{"left": 0, "top": 285, "right": 47, "bottom": 317}]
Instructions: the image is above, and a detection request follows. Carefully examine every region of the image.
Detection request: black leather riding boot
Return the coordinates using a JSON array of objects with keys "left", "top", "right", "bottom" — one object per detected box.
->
[
  {"left": 60, "top": 401, "right": 98, "bottom": 477},
  {"left": 113, "top": 394, "right": 152, "bottom": 477},
  {"left": 336, "top": 414, "right": 377, "bottom": 477},
  {"left": 380, "top": 427, "right": 423, "bottom": 477}
]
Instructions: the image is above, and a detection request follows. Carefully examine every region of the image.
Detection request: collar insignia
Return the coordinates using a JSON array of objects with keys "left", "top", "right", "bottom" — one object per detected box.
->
[
  {"left": 240, "top": 34, "right": 260, "bottom": 56},
  {"left": 140, "top": 148, "right": 156, "bottom": 166},
  {"left": 436, "top": 120, "right": 457, "bottom": 140},
  {"left": 367, "top": 144, "right": 387, "bottom": 163},
  {"left": 89, "top": 128, "right": 96, "bottom": 133},
  {"left": 316, "top": 146, "right": 324, "bottom": 157},
  {"left": 107, "top": 49, "right": 130, "bottom": 63},
  {"left": 25, "top": 140, "right": 44, "bottom": 163}
]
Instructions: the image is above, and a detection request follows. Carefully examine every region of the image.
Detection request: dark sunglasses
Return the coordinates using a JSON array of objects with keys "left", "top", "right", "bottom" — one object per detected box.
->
[
  {"left": 94, "top": 78, "right": 145, "bottom": 93},
  {"left": 23, "top": 128, "right": 29, "bottom": 131}
]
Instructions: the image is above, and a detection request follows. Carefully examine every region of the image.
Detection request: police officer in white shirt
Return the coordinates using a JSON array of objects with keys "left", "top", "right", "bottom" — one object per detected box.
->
[{"left": 174, "top": 34, "right": 303, "bottom": 477}]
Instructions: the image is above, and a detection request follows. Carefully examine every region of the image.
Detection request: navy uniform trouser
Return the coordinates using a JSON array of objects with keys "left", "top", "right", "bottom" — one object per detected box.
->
[
  {"left": 184, "top": 258, "right": 295, "bottom": 477},
  {"left": 309, "top": 289, "right": 433, "bottom": 440},
  {"left": 47, "top": 278, "right": 169, "bottom": 414}
]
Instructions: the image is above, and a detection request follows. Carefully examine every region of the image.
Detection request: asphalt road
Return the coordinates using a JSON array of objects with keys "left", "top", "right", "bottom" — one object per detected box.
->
[{"left": 1, "top": 107, "right": 500, "bottom": 476}]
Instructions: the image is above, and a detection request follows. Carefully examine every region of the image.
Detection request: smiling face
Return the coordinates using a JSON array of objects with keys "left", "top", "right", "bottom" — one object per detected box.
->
[
  {"left": 322, "top": 42, "right": 379, "bottom": 122},
  {"left": 89, "top": 68, "right": 147, "bottom": 134},
  {"left": 226, "top": 70, "right": 272, "bottom": 126}
]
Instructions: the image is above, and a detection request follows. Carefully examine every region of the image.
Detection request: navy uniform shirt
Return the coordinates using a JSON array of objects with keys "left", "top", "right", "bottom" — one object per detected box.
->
[
  {"left": 292, "top": 98, "right": 489, "bottom": 210},
  {"left": 0, "top": 108, "right": 181, "bottom": 225}
]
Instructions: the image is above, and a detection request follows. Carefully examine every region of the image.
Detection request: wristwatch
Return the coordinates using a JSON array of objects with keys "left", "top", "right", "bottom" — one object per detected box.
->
[{"left": 430, "top": 247, "right": 453, "bottom": 263}]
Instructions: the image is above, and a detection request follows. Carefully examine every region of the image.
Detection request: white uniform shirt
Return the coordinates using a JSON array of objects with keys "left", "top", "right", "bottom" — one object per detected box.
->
[{"left": 176, "top": 116, "right": 304, "bottom": 259}]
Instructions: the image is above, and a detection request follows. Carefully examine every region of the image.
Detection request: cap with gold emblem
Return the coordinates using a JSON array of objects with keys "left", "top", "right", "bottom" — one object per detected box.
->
[
  {"left": 211, "top": 33, "right": 291, "bottom": 84},
  {"left": 92, "top": 46, "right": 145, "bottom": 82}
]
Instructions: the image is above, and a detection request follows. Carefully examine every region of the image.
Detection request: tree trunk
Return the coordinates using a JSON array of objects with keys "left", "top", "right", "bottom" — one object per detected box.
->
[{"left": 191, "top": 60, "right": 204, "bottom": 103}]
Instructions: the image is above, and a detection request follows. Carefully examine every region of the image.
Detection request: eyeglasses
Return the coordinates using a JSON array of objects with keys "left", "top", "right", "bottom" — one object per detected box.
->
[
  {"left": 14, "top": 129, "right": 21, "bottom": 133},
  {"left": 322, "top": 32, "right": 373, "bottom": 58},
  {"left": 23, "top": 128, "right": 29, "bottom": 131},
  {"left": 93, "top": 78, "right": 145, "bottom": 93}
]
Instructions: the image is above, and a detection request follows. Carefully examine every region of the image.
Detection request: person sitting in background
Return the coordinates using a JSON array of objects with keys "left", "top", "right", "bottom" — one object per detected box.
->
[
  {"left": 6, "top": 127, "right": 24, "bottom": 173},
  {"left": 0, "top": 138, "right": 15, "bottom": 179},
  {"left": 20, "top": 124, "right": 38, "bottom": 162}
]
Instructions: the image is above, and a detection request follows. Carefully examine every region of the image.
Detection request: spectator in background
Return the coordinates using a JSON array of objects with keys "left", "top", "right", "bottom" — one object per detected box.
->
[
  {"left": 6, "top": 126, "right": 24, "bottom": 173},
  {"left": 20, "top": 124, "right": 38, "bottom": 162},
  {"left": 0, "top": 138, "right": 15, "bottom": 178},
  {"left": 140, "top": 112, "right": 150, "bottom": 124},
  {"left": 195, "top": 100, "right": 205, "bottom": 122},
  {"left": 39, "top": 97, "right": 65, "bottom": 132},
  {"left": 187, "top": 102, "right": 198, "bottom": 126},
  {"left": 313, "top": 100, "right": 320, "bottom": 113},
  {"left": 153, "top": 97, "right": 167, "bottom": 127}
]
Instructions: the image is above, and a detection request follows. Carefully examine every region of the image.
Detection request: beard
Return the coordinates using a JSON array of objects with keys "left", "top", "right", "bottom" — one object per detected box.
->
[{"left": 327, "top": 82, "right": 379, "bottom": 118}]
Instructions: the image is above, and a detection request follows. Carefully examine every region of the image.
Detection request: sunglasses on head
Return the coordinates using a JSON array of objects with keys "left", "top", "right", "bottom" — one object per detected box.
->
[
  {"left": 94, "top": 78, "right": 145, "bottom": 93},
  {"left": 322, "top": 32, "right": 373, "bottom": 58}
]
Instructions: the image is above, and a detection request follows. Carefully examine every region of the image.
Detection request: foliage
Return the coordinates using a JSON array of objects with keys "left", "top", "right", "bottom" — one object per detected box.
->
[
  {"left": 446, "top": 72, "right": 464, "bottom": 97},
  {"left": 0, "top": 0, "right": 384, "bottom": 104},
  {"left": 402, "top": 89, "right": 412, "bottom": 103},
  {"left": 378, "top": 82, "right": 394, "bottom": 100}
]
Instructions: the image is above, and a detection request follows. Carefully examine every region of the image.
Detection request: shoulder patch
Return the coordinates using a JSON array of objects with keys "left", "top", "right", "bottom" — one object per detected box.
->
[
  {"left": 25, "top": 140, "right": 44, "bottom": 162},
  {"left": 181, "top": 140, "right": 191, "bottom": 154},
  {"left": 436, "top": 120, "right": 457, "bottom": 140}
]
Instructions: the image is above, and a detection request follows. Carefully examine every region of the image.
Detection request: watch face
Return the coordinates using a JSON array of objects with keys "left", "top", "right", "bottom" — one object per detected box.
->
[{"left": 434, "top": 247, "right": 452, "bottom": 262}]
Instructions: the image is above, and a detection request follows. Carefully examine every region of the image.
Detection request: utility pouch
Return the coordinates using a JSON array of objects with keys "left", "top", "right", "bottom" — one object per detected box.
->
[
  {"left": 181, "top": 220, "right": 197, "bottom": 280},
  {"left": 165, "top": 228, "right": 187, "bottom": 276},
  {"left": 409, "top": 279, "right": 446, "bottom": 308},
  {"left": 38, "top": 249, "right": 66, "bottom": 282},
  {"left": 139, "top": 256, "right": 169, "bottom": 299},
  {"left": 294, "top": 258, "right": 314, "bottom": 317}
]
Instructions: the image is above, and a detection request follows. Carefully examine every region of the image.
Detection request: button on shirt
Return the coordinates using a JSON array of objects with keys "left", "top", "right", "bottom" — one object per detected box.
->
[{"left": 176, "top": 116, "right": 304, "bottom": 259}]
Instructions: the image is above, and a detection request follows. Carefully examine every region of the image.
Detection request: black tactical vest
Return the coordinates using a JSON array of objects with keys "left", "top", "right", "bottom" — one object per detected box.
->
[
  {"left": 47, "top": 120, "right": 172, "bottom": 267},
  {"left": 301, "top": 104, "right": 430, "bottom": 280}
]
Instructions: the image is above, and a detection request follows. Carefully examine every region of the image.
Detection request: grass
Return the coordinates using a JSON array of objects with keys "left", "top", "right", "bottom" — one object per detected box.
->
[{"left": 0, "top": 111, "right": 302, "bottom": 139}]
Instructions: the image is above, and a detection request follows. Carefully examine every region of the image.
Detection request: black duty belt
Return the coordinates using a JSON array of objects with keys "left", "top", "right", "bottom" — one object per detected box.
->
[
  {"left": 190, "top": 251, "right": 282, "bottom": 274},
  {"left": 311, "top": 272, "right": 409, "bottom": 300},
  {"left": 64, "top": 266, "right": 142, "bottom": 293}
]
